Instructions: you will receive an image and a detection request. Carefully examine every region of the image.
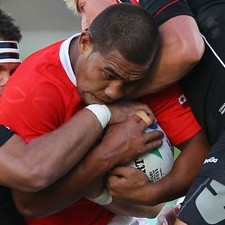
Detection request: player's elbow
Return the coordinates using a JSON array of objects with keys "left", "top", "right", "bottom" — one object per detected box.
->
[
  {"left": 15, "top": 201, "right": 48, "bottom": 219},
  {"left": 13, "top": 192, "right": 50, "bottom": 219},
  {"left": 19, "top": 165, "right": 53, "bottom": 193},
  {"left": 16, "top": 203, "right": 43, "bottom": 219},
  {"left": 179, "top": 34, "right": 205, "bottom": 69}
]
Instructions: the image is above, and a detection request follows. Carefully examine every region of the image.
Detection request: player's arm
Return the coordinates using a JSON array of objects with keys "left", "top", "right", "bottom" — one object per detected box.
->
[
  {"left": 0, "top": 108, "right": 105, "bottom": 193},
  {"left": 127, "top": 15, "right": 204, "bottom": 97},
  {"left": 0, "top": 101, "right": 158, "bottom": 193},
  {"left": 107, "top": 130, "right": 209, "bottom": 205},
  {"left": 174, "top": 218, "right": 188, "bottom": 225},
  {"left": 11, "top": 114, "right": 163, "bottom": 218},
  {"left": 106, "top": 84, "right": 210, "bottom": 205}
]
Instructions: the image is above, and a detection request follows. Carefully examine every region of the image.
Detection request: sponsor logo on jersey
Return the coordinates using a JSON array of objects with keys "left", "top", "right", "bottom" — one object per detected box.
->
[
  {"left": 203, "top": 156, "right": 218, "bottom": 164},
  {"left": 219, "top": 103, "right": 225, "bottom": 115}
]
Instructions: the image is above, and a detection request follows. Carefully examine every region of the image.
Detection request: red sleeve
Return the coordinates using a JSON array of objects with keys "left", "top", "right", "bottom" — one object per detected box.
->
[
  {"left": 0, "top": 46, "right": 70, "bottom": 142},
  {"left": 0, "top": 74, "right": 66, "bottom": 142},
  {"left": 142, "top": 84, "right": 201, "bottom": 146}
]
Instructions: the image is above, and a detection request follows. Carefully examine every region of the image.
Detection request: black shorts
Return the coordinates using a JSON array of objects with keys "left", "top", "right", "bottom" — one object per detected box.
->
[{"left": 178, "top": 131, "right": 225, "bottom": 225}]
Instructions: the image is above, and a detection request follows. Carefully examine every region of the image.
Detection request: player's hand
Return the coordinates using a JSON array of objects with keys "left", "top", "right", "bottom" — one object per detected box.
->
[
  {"left": 107, "top": 166, "right": 150, "bottom": 204},
  {"left": 156, "top": 205, "right": 181, "bottom": 225},
  {"left": 107, "top": 101, "right": 156, "bottom": 124},
  {"left": 98, "top": 113, "right": 163, "bottom": 167}
]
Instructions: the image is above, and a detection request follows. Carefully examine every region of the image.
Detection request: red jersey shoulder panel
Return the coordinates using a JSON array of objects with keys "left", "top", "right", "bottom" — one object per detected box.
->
[{"left": 142, "top": 84, "right": 201, "bottom": 146}]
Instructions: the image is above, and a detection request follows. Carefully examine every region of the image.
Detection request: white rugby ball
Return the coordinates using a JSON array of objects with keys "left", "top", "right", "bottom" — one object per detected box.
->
[{"left": 128, "top": 123, "right": 174, "bottom": 183}]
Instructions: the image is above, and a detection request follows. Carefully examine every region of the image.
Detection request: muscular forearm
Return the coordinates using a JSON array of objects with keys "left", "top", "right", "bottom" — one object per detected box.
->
[
  {"left": 0, "top": 108, "right": 103, "bottom": 192},
  {"left": 0, "top": 101, "right": 156, "bottom": 192},
  {"left": 130, "top": 15, "right": 205, "bottom": 97},
  {"left": 12, "top": 114, "right": 162, "bottom": 218},
  {"left": 140, "top": 132, "right": 209, "bottom": 205},
  {"left": 13, "top": 160, "right": 163, "bottom": 219},
  {"left": 12, "top": 149, "right": 111, "bottom": 218},
  {"left": 12, "top": 142, "right": 145, "bottom": 218},
  {"left": 107, "top": 131, "right": 209, "bottom": 206},
  {"left": 143, "top": 131, "right": 209, "bottom": 205}
]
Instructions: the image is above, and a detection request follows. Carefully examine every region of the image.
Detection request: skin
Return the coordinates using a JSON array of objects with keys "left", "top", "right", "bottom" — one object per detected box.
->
[
  {"left": 138, "top": 15, "right": 204, "bottom": 94},
  {"left": 175, "top": 220, "right": 187, "bottom": 225},
  {"left": 78, "top": 0, "right": 115, "bottom": 30},
  {"left": 11, "top": 1, "right": 209, "bottom": 221},
  {"left": 0, "top": 15, "right": 162, "bottom": 199},
  {"left": 0, "top": 37, "right": 20, "bottom": 95},
  {"left": 72, "top": 32, "right": 150, "bottom": 104},
  {"left": 68, "top": 0, "right": 209, "bottom": 212},
  {"left": 0, "top": 35, "right": 161, "bottom": 193},
  {"left": 76, "top": 0, "right": 205, "bottom": 95},
  {"left": 156, "top": 205, "right": 181, "bottom": 225},
  {"left": 107, "top": 131, "right": 209, "bottom": 205},
  {"left": 13, "top": 115, "right": 164, "bottom": 218},
  {"left": 1, "top": 22, "right": 164, "bottom": 218},
  {"left": 0, "top": 63, "right": 19, "bottom": 95},
  {"left": 0, "top": 106, "right": 161, "bottom": 192}
]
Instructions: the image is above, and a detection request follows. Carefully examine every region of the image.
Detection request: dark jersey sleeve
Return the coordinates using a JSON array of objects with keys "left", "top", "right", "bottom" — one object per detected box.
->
[
  {"left": 0, "top": 186, "right": 24, "bottom": 225},
  {"left": 0, "top": 125, "right": 14, "bottom": 147},
  {"left": 120, "top": 0, "right": 194, "bottom": 26},
  {"left": 143, "top": 0, "right": 193, "bottom": 25},
  {"left": 0, "top": 126, "right": 22, "bottom": 224},
  {"left": 187, "top": 0, "right": 211, "bottom": 14}
]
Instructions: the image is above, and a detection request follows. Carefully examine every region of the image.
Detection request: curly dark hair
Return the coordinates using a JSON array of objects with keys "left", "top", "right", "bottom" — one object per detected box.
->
[{"left": 0, "top": 8, "right": 22, "bottom": 42}]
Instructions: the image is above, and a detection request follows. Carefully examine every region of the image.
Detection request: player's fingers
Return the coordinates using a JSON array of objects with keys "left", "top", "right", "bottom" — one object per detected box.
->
[
  {"left": 135, "top": 110, "right": 152, "bottom": 126},
  {"left": 143, "top": 130, "right": 164, "bottom": 143},
  {"left": 109, "top": 166, "right": 134, "bottom": 176}
]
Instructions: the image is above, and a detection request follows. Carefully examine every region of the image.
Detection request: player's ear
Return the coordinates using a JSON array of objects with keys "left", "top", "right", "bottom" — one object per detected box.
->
[{"left": 78, "top": 31, "right": 93, "bottom": 56}]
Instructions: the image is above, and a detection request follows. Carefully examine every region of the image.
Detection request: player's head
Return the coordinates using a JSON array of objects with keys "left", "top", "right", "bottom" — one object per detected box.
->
[
  {"left": 75, "top": 4, "right": 159, "bottom": 104},
  {"left": 88, "top": 4, "right": 158, "bottom": 65},
  {"left": 64, "top": 0, "right": 117, "bottom": 30},
  {"left": 0, "top": 9, "right": 22, "bottom": 95}
]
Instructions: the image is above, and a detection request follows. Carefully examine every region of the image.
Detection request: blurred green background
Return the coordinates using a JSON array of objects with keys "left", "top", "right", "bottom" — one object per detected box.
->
[{"left": 1, "top": 0, "right": 81, "bottom": 59}]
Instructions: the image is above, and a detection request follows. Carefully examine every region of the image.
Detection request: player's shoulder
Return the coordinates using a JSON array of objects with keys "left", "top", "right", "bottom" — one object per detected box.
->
[{"left": 120, "top": 0, "right": 193, "bottom": 26}]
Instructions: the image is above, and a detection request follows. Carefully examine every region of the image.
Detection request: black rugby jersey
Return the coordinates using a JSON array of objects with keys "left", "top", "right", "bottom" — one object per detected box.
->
[
  {"left": 182, "top": 0, "right": 225, "bottom": 145},
  {"left": 0, "top": 126, "right": 23, "bottom": 224},
  {"left": 121, "top": 0, "right": 193, "bottom": 25}
]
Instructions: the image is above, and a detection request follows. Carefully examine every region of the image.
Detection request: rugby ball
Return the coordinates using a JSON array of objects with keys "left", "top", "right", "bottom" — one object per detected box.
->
[{"left": 127, "top": 123, "right": 174, "bottom": 183}]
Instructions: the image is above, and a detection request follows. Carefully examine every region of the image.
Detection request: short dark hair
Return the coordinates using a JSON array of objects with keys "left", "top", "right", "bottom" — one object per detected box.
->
[
  {"left": 88, "top": 3, "right": 159, "bottom": 66},
  {"left": 0, "top": 9, "right": 22, "bottom": 42}
]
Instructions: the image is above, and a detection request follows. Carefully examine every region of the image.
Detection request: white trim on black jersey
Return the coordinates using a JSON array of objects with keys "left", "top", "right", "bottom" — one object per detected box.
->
[{"left": 201, "top": 34, "right": 225, "bottom": 69}]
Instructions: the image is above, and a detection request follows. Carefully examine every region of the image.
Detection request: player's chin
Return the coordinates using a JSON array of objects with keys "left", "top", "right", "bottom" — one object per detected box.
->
[{"left": 85, "top": 93, "right": 108, "bottom": 105}]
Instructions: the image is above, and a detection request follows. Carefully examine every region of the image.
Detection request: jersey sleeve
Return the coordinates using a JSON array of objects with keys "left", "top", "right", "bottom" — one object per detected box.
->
[
  {"left": 121, "top": 0, "right": 194, "bottom": 26},
  {"left": 0, "top": 125, "right": 14, "bottom": 146},
  {"left": 0, "top": 67, "right": 66, "bottom": 142},
  {"left": 142, "top": 84, "right": 201, "bottom": 146},
  {"left": 141, "top": 0, "right": 193, "bottom": 25}
]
